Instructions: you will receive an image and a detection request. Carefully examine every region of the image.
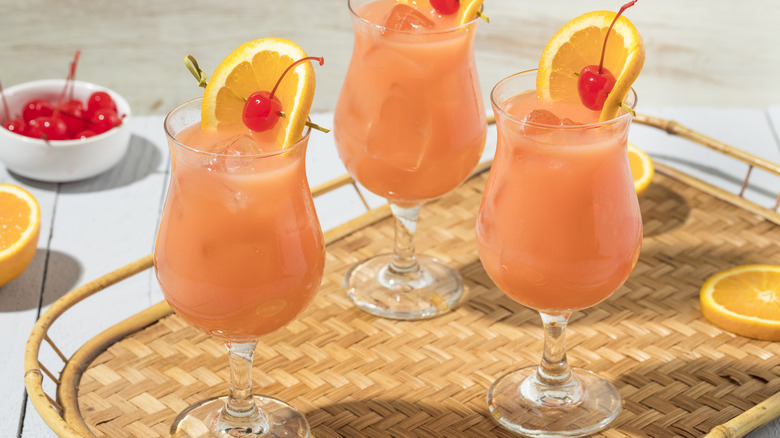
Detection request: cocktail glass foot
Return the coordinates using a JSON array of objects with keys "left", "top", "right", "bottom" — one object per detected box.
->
[{"left": 344, "top": 253, "right": 463, "bottom": 320}]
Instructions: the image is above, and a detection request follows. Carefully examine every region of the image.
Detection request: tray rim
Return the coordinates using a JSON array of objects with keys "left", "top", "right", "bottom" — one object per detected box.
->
[{"left": 24, "top": 159, "right": 780, "bottom": 437}]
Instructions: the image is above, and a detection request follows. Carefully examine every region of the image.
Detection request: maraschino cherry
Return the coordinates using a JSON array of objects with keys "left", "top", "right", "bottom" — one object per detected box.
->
[
  {"left": 1, "top": 50, "right": 125, "bottom": 141},
  {"left": 577, "top": 0, "right": 637, "bottom": 111},
  {"left": 242, "top": 56, "right": 324, "bottom": 132},
  {"left": 431, "top": 0, "right": 460, "bottom": 15}
]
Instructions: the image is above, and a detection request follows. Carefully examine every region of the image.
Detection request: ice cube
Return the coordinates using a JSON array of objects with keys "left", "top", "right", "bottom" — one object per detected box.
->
[
  {"left": 212, "top": 134, "right": 263, "bottom": 156},
  {"left": 366, "top": 85, "right": 431, "bottom": 172},
  {"left": 524, "top": 109, "right": 561, "bottom": 126},
  {"left": 224, "top": 188, "right": 250, "bottom": 213},
  {"left": 384, "top": 4, "right": 435, "bottom": 31},
  {"left": 522, "top": 109, "right": 561, "bottom": 137},
  {"left": 203, "top": 134, "right": 264, "bottom": 172},
  {"left": 363, "top": 42, "right": 426, "bottom": 77},
  {"left": 561, "top": 117, "right": 583, "bottom": 126}
]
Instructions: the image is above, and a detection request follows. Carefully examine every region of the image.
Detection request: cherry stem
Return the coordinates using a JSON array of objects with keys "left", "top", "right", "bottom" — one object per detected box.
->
[
  {"left": 0, "top": 79, "right": 9, "bottom": 124},
  {"left": 57, "top": 50, "right": 81, "bottom": 111},
  {"left": 68, "top": 51, "right": 80, "bottom": 101},
  {"left": 598, "top": 0, "right": 637, "bottom": 74},
  {"left": 268, "top": 56, "right": 324, "bottom": 99},
  {"left": 277, "top": 110, "right": 331, "bottom": 133}
]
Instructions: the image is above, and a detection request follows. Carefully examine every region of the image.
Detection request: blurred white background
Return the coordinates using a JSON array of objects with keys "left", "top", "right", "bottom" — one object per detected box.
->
[{"left": 1, "top": 0, "right": 776, "bottom": 116}]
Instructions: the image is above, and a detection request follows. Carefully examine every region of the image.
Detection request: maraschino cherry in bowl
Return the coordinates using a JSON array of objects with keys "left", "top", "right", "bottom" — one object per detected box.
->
[{"left": 0, "top": 79, "right": 131, "bottom": 182}]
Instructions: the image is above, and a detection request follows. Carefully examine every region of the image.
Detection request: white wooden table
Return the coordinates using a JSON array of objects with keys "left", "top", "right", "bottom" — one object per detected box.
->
[
  {"left": 2, "top": 107, "right": 780, "bottom": 437},
  {"left": 2, "top": 0, "right": 780, "bottom": 436}
]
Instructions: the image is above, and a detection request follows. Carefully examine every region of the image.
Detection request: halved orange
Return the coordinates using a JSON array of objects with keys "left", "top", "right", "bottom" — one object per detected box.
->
[
  {"left": 627, "top": 142, "right": 653, "bottom": 196},
  {"left": 0, "top": 184, "right": 40, "bottom": 287},
  {"left": 537, "top": 10, "right": 645, "bottom": 121},
  {"left": 201, "top": 38, "right": 316, "bottom": 149},
  {"left": 700, "top": 265, "right": 780, "bottom": 341}
]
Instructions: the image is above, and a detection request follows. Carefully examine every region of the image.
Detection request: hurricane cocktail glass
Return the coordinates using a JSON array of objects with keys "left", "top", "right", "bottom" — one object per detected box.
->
[
  {"left": 476, "top": 70, "right": 641, "bottom": 437},
  {"left": 333, "top": 0, "right": 487, "bottom": 319},
  {"left": 155, "top": 98, "right": 325, "bottom": 437}
]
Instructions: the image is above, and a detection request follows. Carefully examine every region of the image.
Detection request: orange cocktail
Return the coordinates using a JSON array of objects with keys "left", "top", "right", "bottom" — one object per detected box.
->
[
  {"left": 155, "top": 37, "right": 324, "bottom": 437},
  {"left": 477, "top": 70, "right": 641, "bottom": 437},
  {"left": 334, "top": 0, "right": 485, "bottom": 205},
  {"left": 333, "top": 0, "right": 486, "bottom": 320},
  {"left": 477, "top": 88, "right": 642, "bottom": 312},
  {"left": 155, "top": 99, "right": 325, "bottom": 343}
]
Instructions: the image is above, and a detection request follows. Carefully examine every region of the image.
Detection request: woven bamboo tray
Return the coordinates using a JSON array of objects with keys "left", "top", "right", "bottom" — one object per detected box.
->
[{"left": 25, "top": 115, "right": 780, "bottom": 437}]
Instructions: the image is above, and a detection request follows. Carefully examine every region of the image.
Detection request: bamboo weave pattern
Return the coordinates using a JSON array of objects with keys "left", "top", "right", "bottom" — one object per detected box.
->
[{"left": 76, "top": 171, "right": 780, "bottom": 437}]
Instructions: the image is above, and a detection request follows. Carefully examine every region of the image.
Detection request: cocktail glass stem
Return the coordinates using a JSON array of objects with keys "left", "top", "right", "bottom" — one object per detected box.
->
[
  {"left": 225, "top": 342, "right": 262, "bottom": 417},
  {"left": 524, "top": 312, "right": 585, "bottom": 407},
  {"left": 212, "top": 341, "right": 269, "bottom": 433},
  {"left": 389, "top": 203, "right": 420, "bottom": 274},
  {"left": 539, "top": 312, "right": 572, "bottom": 384}
]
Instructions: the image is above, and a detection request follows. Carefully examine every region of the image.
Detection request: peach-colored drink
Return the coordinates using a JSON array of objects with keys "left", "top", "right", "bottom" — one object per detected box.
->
[
  {"left": 155, "top": 113, "right": 325, "bottom": 342},
  {"left": 334, "top": 0, "right": 486, "bottom": 205},
  {"left": 477, "top": 89, "right": 642, "bottom": 312}
]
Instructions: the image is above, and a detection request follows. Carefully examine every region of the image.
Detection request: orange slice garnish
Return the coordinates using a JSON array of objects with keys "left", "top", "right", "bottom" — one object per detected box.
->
[
  {"left": 392, "top": 0, "right": 484, "bottom": 26},
  {"left": 201, "top": 38, "right": 316, "bottom": 149},
  {"left": 537, "top": 10, "right": 645, "bottom": 121},
  {"left": 457, "top": 0, "right": 484, "bottom": 24}
]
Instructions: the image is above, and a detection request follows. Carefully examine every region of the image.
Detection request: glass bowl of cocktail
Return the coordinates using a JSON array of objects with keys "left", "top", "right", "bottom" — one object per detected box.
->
[
  {"left": 333, "top": 0, "right": 487, "bottom": 320},
  {"left": 477, "top": 2, "right": 645, "bottom": 437},
  {"left": 154, "top": 38, "right": 326, "bottom": 438}
]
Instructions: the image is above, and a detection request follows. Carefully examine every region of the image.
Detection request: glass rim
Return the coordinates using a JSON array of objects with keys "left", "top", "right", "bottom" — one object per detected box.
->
[
  {"left": 490, "top": 69, "right": 638, "bottom": 130},
  {"left": 163, "top": 97, "right": 312, "bottom": 159},
  {"left": 347, "top": 0, "right": 481, "bottom": 35}
]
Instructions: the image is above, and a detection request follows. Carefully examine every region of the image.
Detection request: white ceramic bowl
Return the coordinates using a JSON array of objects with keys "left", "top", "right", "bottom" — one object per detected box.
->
[{"left": 0, "top": 79, "right": 132, "bottom": 182}]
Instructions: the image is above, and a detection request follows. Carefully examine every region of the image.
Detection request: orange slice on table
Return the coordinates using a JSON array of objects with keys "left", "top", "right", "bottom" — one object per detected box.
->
[
  {"left": 537, "top": 10, "right": 645, "bottom": 121},
  {"left": 201, "top": 38, "right": 316, "bottom": 149},
  {"left": 628, "top": 142, "right": 653, "bottom": 196},
  {"left": 0, "top": 184, "right": 40, "bottom": 287},
  {"left": 700, "top": 265, "right": 780, "bottom": 341}
]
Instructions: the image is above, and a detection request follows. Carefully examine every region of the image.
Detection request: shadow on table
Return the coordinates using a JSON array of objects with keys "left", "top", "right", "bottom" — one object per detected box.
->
[
  {"left": 65, "top": 133, "right": 164, "bottom": 192},
  {"left": 40, "top": 249, "right": 83, "bottom": 306},
  {"left": 612, "top": 355, "right": 779, "bottom": 438},
  {"left": 638, "top": 180, "right": 690, "bottom": 238},
  {"left": 0, "top": 249, "right": 81, "bottom": 312},
  {"left": 6, "top": 133, "right": 164, "bottom": 192},
  {"left": 306, "top": 397, "right": 516, "bottom": 437}
]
